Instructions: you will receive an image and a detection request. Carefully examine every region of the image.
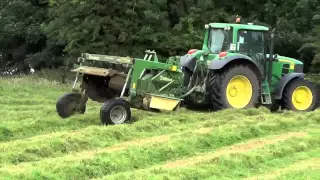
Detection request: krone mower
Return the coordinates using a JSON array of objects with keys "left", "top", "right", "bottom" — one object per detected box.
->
[{"left": 56, "top": 20, "right": 318, "bottom": 125}]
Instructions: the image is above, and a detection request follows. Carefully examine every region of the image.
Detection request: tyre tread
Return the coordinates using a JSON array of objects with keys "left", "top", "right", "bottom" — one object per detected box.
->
[
  {"left": 56, "top": 93, "right": 85, "bottom": 118},
  {"left": 208, "top": 64, "right": 261, "bottom": 110},
  {"left": 282, "top": 78, "right": 318, "bottom": 111},
  {"left": 100, "top": 99, "right": 131, "bottom": 125}
]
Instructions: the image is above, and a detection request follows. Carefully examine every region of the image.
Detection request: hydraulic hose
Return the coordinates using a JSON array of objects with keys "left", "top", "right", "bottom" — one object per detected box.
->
[{"left": 180, "top": 86, "right": 196, "bottom": 99}]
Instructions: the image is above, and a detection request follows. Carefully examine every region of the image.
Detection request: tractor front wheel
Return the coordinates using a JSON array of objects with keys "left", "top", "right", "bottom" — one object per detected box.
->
[
  {"left": 100, "top": 99, "right": 131, "bottom": 125},
  {"left": 208, "top": 65, "right": 260, "bottom": 110},
  {"left": 282, "top": 78, "right": 318, "bottom": 112},
  {"left": 56, "top": 92, "right": 87, "bottom": 118}
]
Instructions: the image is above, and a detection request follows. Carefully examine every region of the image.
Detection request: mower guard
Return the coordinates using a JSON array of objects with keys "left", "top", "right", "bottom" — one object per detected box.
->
[{"left": 149, "top": 94, "right": 181, "bottom": 110}]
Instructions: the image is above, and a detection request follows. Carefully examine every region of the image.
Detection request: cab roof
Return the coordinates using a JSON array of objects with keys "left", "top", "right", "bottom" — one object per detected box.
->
[{"left": 208, "top": 23, "right": 269, "bottom": 31}]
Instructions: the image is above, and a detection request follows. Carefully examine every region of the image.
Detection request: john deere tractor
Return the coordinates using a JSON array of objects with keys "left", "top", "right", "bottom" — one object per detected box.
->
[{"left": 56, "top": 19, "right": 318, "bottom": 125}]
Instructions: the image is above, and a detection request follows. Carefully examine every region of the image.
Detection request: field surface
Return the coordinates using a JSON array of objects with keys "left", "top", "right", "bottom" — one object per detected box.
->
[{"left": 0, "top": 76, "right": 319, "bottom": 180}]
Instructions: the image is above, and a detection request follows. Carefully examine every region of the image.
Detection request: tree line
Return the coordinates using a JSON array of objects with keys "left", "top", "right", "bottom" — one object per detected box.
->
[{"left": 0, "top": 0, "right": 319, "bottom": 74}]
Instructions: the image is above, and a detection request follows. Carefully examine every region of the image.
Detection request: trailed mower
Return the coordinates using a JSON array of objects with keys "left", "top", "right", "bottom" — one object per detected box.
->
[{"left": 56, "top": 20, "right": 319, "bottom": 125}]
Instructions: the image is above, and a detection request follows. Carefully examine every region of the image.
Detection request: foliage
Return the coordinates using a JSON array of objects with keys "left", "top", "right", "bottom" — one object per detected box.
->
[
  {"left": 1, "top": 0, "right": 320, "bottom": 73},
  {"left": 0, "top": 0, "right": 48, "bottom": 73},
  {"left": 43, "top": 0, "right": 320, "bottom": 72},
  {"left": 310, "top": 10, "right": 320, "bottom": 72}
]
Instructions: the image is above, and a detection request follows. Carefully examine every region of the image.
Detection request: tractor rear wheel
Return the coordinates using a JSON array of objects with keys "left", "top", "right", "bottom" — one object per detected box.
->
[
  {"left": 282, "top": 78, "right": 318, "bottom": 112},
  {"left": 208, "top": 65, "right": 260, "bottom": 110},
  {"left": 100, "top": 99, "right": 131, "bottom": 125}
]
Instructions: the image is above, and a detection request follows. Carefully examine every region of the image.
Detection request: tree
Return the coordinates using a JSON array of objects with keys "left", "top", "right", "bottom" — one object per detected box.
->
[
  {"left": 43, "top": 0, "right": 174, "bottom": 64},
  {"left": 0, "top": 0, "right": 48, "bottom": 73},
  {"left": 1, "top": 0, "right": 319, "bottom": 75},
  {"left": 310, "top": 12, "right": 320, "bottom": 73}
]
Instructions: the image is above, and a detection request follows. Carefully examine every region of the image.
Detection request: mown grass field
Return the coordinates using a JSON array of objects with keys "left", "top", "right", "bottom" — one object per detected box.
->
[{"left": 0, "top": 74, "right": 319, "bottom": 180}]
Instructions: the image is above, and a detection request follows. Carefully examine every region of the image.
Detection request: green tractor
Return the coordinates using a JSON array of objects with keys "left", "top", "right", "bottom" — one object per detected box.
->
[{"left": 56, "top": 19, "right": 318, "bottom": 125}]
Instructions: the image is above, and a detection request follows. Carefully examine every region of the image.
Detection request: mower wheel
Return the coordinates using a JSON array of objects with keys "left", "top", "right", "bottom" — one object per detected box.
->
[
  {"left": 100, "top": 99, "right": 131, "bottom": 125},
  {"left": 282, "top": 78, "right": 318, "bottom": 112},
  {"left": 56, "top": 92, "right": 87, "bottom": 118},
  {"left": 208, "top": 65, "right": 260, "bottom": 110}
]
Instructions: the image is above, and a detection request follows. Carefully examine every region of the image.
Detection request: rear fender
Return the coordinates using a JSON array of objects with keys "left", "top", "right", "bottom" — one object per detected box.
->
[
  {"left": 180, "top": 50, "right": 208, "bottom": 73},
  {"left": 274, "top": 73, "right": 305, "bottom": 100},
  {"left": 208, "top": 54, "right": 262, "bottom": 79},
  {"left": 208, "top": 54, "right": 255, "bottom": 70},
  {"left": 180, "top": 54, "right": 197, "bottom": 73}
]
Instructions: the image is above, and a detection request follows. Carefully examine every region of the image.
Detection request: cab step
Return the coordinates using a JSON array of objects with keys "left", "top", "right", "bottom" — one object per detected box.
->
[{"left": 261, "top": 80, "right": 272, "bottom": 105}]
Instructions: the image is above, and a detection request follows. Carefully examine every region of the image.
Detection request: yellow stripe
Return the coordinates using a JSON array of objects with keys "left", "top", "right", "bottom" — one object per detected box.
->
[
  {"left": 290, "top": 64, "right": 295, "bottom": 70},
  {"left": 279, "top": 59, "right": 294, "bottom": 63},
  {"left": 279, "top": 59, "right": 295, "bottom": 70}
]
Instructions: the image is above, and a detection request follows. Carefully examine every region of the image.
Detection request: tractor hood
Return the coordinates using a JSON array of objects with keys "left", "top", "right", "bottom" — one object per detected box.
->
[
  {"left": 276, "top": 55, "right": 303, "bottom": 65},
  {"left": 266, "top": 54, "right": 303, "bottom": 65}
]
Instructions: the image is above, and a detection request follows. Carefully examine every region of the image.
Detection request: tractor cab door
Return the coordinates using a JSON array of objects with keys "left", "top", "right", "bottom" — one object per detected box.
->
[{"left": 237, "top": 30, "right": 267, "bottom": 77}]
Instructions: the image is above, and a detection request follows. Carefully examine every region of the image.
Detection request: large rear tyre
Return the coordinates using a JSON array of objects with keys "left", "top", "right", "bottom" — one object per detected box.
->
[
  {"left": 56, "top": 92, "right": 87, "bottom": 118},
  {"left": 282, "top": 78, "right": 318, "bottom": 112},
  {"left": 100, "top": 99, "right": 131, "bottom": 125},
  {"left": 208, "top": 65, "right": 260, "bottom": 110}
]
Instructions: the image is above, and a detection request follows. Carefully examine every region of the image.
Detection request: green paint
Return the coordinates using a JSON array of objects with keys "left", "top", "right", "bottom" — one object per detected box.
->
[
  {"left": 129, "top": 58, "right": 182, "bottom": 99},
  {"left": 81, "top": 53, "right": 133, "bottom": 65}
]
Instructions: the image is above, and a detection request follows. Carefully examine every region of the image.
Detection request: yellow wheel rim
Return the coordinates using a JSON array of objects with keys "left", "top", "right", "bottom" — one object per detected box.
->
[
  {"left": 292, "top": 86, "right": 313, "bottom": 111},
  {"left": 226, "top": 75, "right": 253, "bottom": 109}
]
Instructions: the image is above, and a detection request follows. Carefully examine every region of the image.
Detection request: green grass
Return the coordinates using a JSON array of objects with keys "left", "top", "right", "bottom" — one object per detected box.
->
[
  {"left": 99, "top": 127, "right": 320, "bottom": 179},
  {"left": 0, "top": 75, "right": 319, "bottom": 180},
  {"left": 101, "top": 136, "right": 320, "bottom": 180},
  {"left": 275, "top": 168, "right": 320, "bottom": 180}
]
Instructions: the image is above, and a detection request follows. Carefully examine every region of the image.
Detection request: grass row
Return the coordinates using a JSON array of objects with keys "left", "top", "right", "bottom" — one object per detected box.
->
[
  {"left": 101, "top": 134, "right": 320, "bottom": 180},
  {"left": 0, "top": 117, "right": 318, "bottom": 180},
  {"left": 0, "top": 96, "right": 318, "bottom": 142},
  {"left": 0, "top": 107, "right": 256, "bottom": 163},
  {"left": 275, "top": 167, "right": 320, "bottom": 180},
  {"left": 0, "top": 107, "right": 317, "bottom": 165}
]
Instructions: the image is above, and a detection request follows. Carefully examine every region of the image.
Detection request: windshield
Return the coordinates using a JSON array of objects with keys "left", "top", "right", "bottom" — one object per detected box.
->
[
  {"left": 208, "top": 28, "right": 233, "bottom": 53},
  {"left": 237, "top": 30, "right": 265, "bottom": 56}
]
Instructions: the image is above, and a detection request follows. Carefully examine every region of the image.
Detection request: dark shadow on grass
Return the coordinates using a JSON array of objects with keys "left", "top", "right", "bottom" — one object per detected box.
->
[{"left": 178, "top": 103, "right": 215, "bottom": 113}]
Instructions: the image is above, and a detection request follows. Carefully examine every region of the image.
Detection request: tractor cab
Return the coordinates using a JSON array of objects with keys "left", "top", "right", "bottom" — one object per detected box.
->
[
  {"left": 203, "top": 22, "right": 270, "bottom": 61},
  {"left": 189, "top": 21, "right": 274, "bottom": 85}
]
